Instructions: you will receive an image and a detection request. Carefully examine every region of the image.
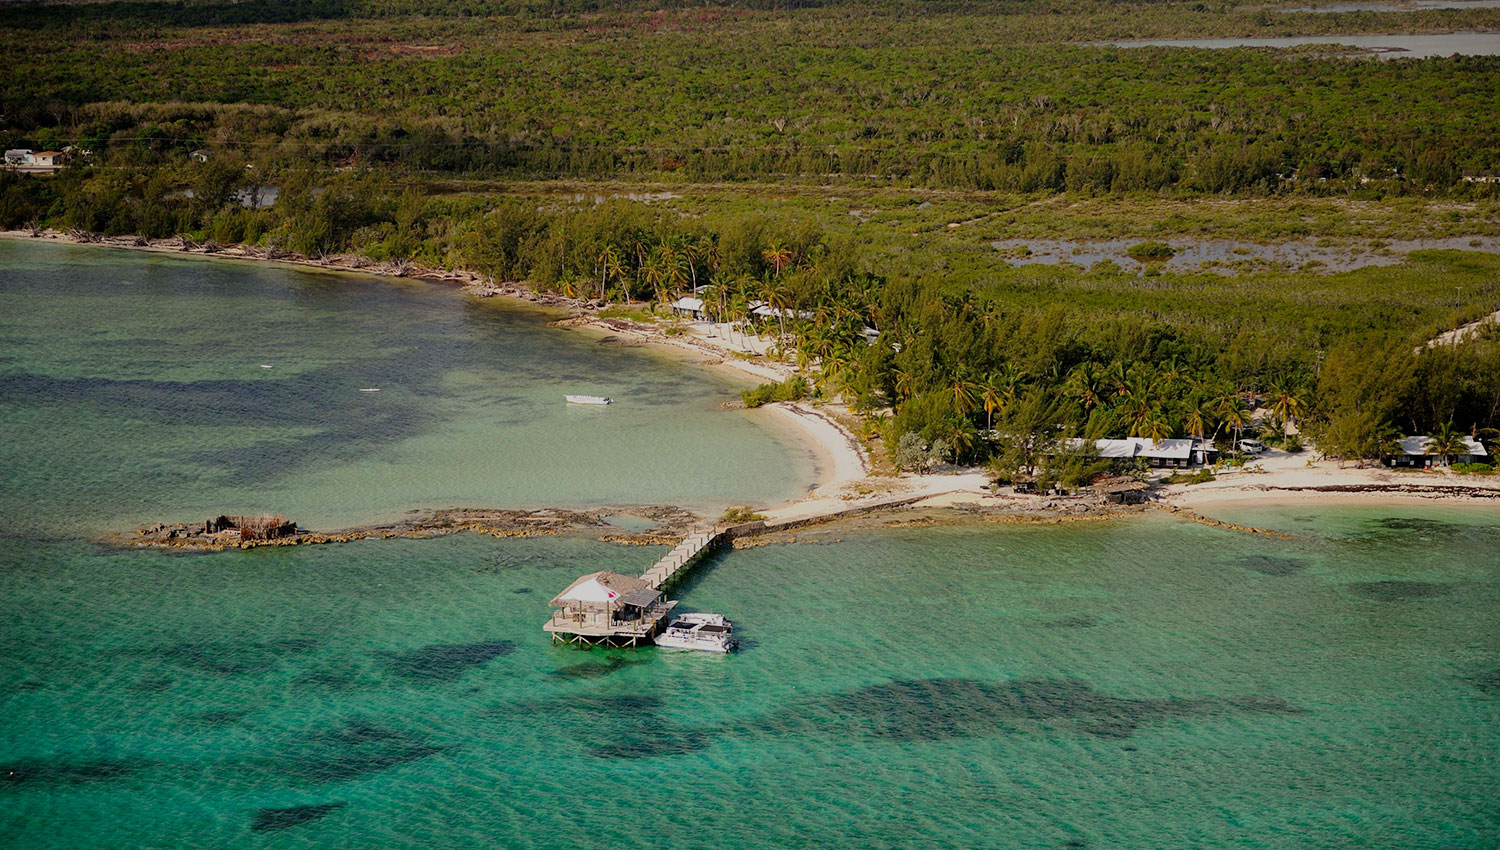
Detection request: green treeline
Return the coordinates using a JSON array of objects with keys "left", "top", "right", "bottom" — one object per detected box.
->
[
  {"left": 4, "top": 1, "right": 1500, "bottom": 196},
  {"left": 5, "top": 165, "right": 1497, "bottom": 473}
]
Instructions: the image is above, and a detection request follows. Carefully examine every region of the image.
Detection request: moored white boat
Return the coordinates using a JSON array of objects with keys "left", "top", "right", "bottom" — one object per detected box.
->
[
  {"left": 655, "top": 612, "right": 738, "bottom": 653},
  {"left": 565, "top": 394, "right": 612, "bottom": 405}
]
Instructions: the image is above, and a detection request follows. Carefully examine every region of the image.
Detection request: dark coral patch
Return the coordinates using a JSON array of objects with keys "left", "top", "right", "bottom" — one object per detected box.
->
[
  {"left": 1372, "top": 517, "right": 1459, "bottom": 534},
  {"left": 1043, "top": 614, "right": 1100, "bottom": 629},
  {"left": 291, "top": 721, "right": 453, "bottom": 783},
  {"left": 378, "top": 641, "right": 515, "bottom": 681},
  {"left": 588, "top": 730, "right": 711, "bottom": 760},
  {"left": 250, "top": 802, "right": 346, "bottom": 832},
  {"left": 156, "top": 639, "right": 317, "bottom": 675},
  {"left": 1466, "top": 669, "right": 1500, "bottom": 695},
  {"left": 1234, "top": 555, "right": 1310, "bottom": 577},
  {"left": 550, "top": 656, "right": 649, "bottom": 680},
  {"left": 2, "top": 758, "right": 136, "bottom": 787},
  {"left": 1349, "top": 581, "right": 1451, "bottom": 601}
]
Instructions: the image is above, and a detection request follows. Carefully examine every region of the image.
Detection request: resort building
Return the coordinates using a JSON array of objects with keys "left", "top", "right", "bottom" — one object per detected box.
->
[
  {"left": 1386, "top": 435, "right": 1490, "bottom": 468},
  {"left": 544, "top": 570, "right": 676, "bottom": 648}
]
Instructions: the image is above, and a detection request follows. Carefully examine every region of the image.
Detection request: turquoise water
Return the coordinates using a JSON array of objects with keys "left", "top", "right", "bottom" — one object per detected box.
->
[
  {"left": 2, "top": 242, "right": 1497, "bottom": 848},
  {"left": 0, "top": 240, "right": 815, "bottom": 537},
  {"left": 1, "top": 511, "right": 1497, "bottom": 848}
]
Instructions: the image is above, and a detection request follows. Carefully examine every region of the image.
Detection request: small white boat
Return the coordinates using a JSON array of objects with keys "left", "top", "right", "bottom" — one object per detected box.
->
[
  {"left": 655, "top": 612, "right": 738, "bottom": 653},
  {"left": 259, "top": 364, "right": 273, "bottom": 369},
  {"left": 359, "top": 388, "right": 380, "bottom": 393},
  {"left": 564, "top": 394, "right": 612, "bottom": 405}
]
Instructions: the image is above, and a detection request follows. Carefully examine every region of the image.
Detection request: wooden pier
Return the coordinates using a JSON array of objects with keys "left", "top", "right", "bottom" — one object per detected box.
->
[
  {"left": 639, "top": 528, "right": 725, "bottom": 590},
  {"left": 545, "top": 493, "right": 928, "bottom": 648}
]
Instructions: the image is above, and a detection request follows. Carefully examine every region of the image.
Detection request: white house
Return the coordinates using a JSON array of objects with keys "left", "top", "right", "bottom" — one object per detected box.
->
[
  {"left": 1090, "top": 437, "right": 1211, "bottom": 469},
  {"left": 1387, "top": 435, "right": 1489, "bottom": 468},
  {"left": 669, "top": 296, "right": 708, "bottom": 320},
  {"left": 3, "top": 149, "right": 31, "bottom": 165}
]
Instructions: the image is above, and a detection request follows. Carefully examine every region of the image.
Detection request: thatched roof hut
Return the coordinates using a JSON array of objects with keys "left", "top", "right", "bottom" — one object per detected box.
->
[{"left": 1094, "top": 476, "right": 1150, "bottom": 504}]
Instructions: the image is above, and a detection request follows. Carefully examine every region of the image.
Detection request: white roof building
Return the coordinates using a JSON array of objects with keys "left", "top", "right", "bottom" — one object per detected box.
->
[
  {"left": 1397, "top": 435, "right": 1488, "bottom": 458},
  {"left": 747, "top": 300, "right": 813, "bottom": 321},
  {"left": 669, "top": 296, "right": 707, "bottom": 317},
  {"left": 1093, "top": 437, "right": 1195, "bottom": 462}
]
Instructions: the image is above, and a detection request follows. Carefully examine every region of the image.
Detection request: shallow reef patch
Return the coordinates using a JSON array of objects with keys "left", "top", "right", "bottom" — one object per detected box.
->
[
  {"left": 378, "top": 640, "right": 516, "bottom": 681},
  {"left": 250, "top": 802, "right": 346, "bottom": 832},
  {"left": 1233, "top": 555, "right": 1310, "bottom": 577},
  {"left": 1349, "top": 580, "right": 1451, "bottom": 601}
]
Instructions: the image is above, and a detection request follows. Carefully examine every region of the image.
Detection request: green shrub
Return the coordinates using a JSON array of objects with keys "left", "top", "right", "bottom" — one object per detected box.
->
[
  {"left": 741, "top": 376, "right": 809, "bottom": 408},
  {"left": 1163, "top": 469, "right": 1215, "bottom": 485},
  {"left": 719, "top": 506, "right": 766, "bottom": 523},
  {"left": 1127, "top": 241, "right": 1176, "bottom": 262},
  {"left": 1451, "top": 462, "right": 1495, "bottom": 475}
]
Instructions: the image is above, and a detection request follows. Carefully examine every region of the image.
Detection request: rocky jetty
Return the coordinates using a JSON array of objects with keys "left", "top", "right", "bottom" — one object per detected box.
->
[{"left": 113, "top": 506, "right": 700, "bottom": 552}]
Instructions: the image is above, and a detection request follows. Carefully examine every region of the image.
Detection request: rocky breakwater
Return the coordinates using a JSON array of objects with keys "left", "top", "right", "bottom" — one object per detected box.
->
[{"left": 113, "top": 506, "right": 702, "bottom": 552}]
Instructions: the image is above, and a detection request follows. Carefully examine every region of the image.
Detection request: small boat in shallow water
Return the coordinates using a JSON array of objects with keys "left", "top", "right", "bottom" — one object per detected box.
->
[
  {"left": 359, "top": 388, "right": 380, "bottom": 393},
  {"left": 565, "top": 394, "right": 612, "bottom": 405},
  {"left": 655, "top": 612, "right": 738, "bottom": 653}
]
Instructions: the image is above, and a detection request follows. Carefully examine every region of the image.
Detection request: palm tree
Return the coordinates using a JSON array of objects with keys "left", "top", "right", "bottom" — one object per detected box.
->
[
  {"left": 1212, "top": 391, "right": 1250, "bottom": 448},
  {"left": 762, "top": 241, "right": 793, "bottom": 277},
  {"left": 893, "top": 368, "right": 916, "bottom": 401},
  {"left": 1142, "top": 411, "right": 1174, "bottom": 443},
  {"left": 949, "top": 374, "right": 979, "bottom": 417},
  {"left": 760, "top": 280, "right": 794, "bottom": 357},
  {"left": 640, "top": 251, "right": 669, "bottom": 311},
  {"left": 980, "top": 376, "right": 1005, "bottom": 433},
  {"left": 1106, "top": 361, "right": 1132, "bottom": 399},
  {"left": 596, "top": 245, "right": 622, "bottom": 304},
  {"left": 1375, "top": 423, "right": 1403, "bottom": 466},
  {"left": 1427, "top": 422, "right": 1466, "bottom": 466},
  {"left": 1266, "top": 381, "right": 1305, "bottom": 433},
  {"left": 948, "top": 423, "right": 978, "bottom": 462},
  {"left": 1184, "top": 395, "right": 1212, "bottom": 441},
  {"left": 1066, "top": 362, "right": 1105, "bottom": 411}
]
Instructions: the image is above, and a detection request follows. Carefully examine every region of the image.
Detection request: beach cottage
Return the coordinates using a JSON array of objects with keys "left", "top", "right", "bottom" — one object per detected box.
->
[
  {"left": 1387, "top": 436, "right": 1489, "bottom": 468},
  {"left": 669, "top": 296, "right": 708, "bottom": 321},
  {"left": 1092, "top": 437, "right": 1207, "bottom": 469}
]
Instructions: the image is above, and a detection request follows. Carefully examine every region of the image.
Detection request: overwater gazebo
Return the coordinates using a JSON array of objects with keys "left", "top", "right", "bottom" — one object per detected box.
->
[{"left": 544, "top": 571, "right": 677, "bottom": 648}]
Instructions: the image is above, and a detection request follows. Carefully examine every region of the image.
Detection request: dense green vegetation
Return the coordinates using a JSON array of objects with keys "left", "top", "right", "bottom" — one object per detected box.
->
[{"left": 4, "top": 0, "right": 1500, "bottom": 194}]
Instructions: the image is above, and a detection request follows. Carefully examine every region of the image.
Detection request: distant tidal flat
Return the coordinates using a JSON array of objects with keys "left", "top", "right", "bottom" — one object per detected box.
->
[{"left": 1104, "top": 31, "right": 1500, "bottom": 58}]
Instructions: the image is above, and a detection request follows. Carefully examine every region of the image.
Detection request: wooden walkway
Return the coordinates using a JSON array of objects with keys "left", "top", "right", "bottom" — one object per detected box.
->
[{"left": 639, "top": 528, "right": 725, "bottom": 590}]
